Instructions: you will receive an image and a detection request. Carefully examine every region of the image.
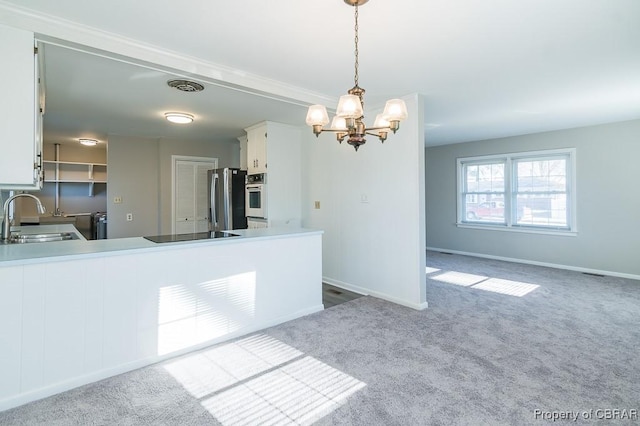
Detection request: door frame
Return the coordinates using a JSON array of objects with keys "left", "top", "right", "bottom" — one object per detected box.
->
[{"left": 171, "top": 155, "right": 218, "bottom": 234}]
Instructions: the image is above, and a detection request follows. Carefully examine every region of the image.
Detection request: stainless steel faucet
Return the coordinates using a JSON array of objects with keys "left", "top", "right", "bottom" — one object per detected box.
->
[{"left": 2, "top": 193, "right": 47, "bottom": 242}]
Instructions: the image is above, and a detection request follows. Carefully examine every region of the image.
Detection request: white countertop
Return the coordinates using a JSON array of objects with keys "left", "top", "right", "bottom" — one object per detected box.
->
[{"left": 0, "top": 225, "right": 323, "bottom": 266}]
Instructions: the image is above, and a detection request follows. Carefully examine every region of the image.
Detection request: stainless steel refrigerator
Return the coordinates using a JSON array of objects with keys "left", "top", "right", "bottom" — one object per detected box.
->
[{"left": 208, "top": 168, "right": 247, "bottom": 231}]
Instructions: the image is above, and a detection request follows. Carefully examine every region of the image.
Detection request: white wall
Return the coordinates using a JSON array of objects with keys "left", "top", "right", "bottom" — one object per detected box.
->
[
  {"left": 301, "top": 94, "right": 427, "bottom": 309},
  {"left": 426, "top": 118, "right": 640, "bottom": 278}
]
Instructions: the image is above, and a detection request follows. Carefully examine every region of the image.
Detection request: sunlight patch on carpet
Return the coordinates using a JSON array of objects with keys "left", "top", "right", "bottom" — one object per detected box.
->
[
  {"left": 202, "top": 356, "right": 365, "bottom": 425},
  {"left": 431, "top": 270, "right": 487, "bottom": 286},
  {"left": 471, "top": 277, "right": 539, "bottom": 297},
  {"left": 430, "top": 269, "right": 540, "bottom": 297},
  {"left": 164, "top": 333, "right": 366, "bottom": 425},
  {"left": 164, "top": 334, "right": 301, "bottom": 398}
]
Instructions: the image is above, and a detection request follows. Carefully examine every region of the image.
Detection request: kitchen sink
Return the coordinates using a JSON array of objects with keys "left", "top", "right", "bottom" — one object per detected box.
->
[{"left": 9, "top": 232, "right": 80, "bottom": 243}]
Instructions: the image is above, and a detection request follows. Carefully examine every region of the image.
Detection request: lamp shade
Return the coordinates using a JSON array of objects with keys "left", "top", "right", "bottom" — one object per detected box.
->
[
  {"left": 382, "top": 99, "right": 408, "bottom": 121},
  {"left": 330, "top": 116, "right": 348, "bottom": 130},
  {"left": 336, "top": 94, "right": 363, "bottom": 118},
  {"left": 373, "top": 114, "right": 390, "bottom": 128},
  {"left": 306, "top": 105, "right": 330, "bottom": 126}
]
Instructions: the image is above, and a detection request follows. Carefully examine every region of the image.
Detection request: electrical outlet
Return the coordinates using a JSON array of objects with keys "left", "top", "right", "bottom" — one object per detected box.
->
[
  {"left": 114, "top": 196, "right": 122, "bottom": 204},
  {"left": 126, "top": 213, "right": 133, "bottom": 221},
  {"left": 360, "top": 194, "right": 369, "bottom": 203},
  {"left": 314, "top": 201, "right": 321, "bottom": 209}
]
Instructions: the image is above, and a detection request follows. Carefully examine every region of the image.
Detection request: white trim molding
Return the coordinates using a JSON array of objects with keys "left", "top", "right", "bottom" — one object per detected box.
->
[
  {"left": 323, "top": 277, "right": 429, "bottom": 311},
  {"left": 427, "top": 246, "right": 640, "bottom": 281}
]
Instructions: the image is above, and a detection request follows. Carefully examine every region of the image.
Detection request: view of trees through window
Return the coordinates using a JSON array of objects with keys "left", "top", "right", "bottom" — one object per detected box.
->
[{"left": 459, "top": 150, "right": 573, "bottom": 231}]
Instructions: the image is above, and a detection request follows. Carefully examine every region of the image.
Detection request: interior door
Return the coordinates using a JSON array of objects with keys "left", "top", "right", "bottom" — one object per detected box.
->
[{"left": 173, "top": 158, "right": 216, "bottom": 234}]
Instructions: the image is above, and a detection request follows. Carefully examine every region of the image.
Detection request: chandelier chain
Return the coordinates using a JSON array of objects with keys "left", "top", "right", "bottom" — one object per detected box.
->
[{"left": 354, "top": 4, "right": 359, "bottom": 87}]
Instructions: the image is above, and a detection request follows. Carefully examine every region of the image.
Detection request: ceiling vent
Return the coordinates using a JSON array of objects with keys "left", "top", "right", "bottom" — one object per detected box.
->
[{"left": 167, "top": 79, "right": 205, "bottom": 92}]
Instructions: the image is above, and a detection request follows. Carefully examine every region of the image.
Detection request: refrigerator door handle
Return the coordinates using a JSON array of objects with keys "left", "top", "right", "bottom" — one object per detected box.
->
[{"left": 211, "top": 172, "right": 219, "bottom": 229}]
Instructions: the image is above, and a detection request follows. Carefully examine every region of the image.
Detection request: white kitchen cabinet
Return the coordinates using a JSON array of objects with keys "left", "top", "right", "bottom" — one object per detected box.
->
[
  {"left": 246, "top": 126, "right": 267, "bottom": 174},
  {"left": 0, "top": 25, "right": 43, "bottom": 190},
  {"left": 243, "top": 121, "right": 302, "bottom": 228}
]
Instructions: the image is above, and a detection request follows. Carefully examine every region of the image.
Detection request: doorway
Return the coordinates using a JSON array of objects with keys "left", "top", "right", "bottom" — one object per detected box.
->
[{"left": 172, "top": 155, "right": 217, "bottom": 234}]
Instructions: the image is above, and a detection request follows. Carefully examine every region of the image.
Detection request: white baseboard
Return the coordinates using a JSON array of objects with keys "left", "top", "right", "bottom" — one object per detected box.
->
[
  {"left": 323, "top": 277, "right": 429, "bottom": 311},
  {"left": 426, "top": 247, "right": 640, "bottom": 281}
]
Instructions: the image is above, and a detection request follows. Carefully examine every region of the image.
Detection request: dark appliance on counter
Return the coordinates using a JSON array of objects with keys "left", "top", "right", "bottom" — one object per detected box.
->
[
  {"left": 91, "top": 212, "right": 107, "bottom": 240},
  {"left": 208, "top": 168, "right": 247, "bottom": 232},
  {"left": 144, "top": 231, "right": 240, "bottom": 243}
]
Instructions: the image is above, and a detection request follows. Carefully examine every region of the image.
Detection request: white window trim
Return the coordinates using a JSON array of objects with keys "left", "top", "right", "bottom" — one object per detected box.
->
[{"left": 456, "top": 148, "right": 577, "bottom": 236}]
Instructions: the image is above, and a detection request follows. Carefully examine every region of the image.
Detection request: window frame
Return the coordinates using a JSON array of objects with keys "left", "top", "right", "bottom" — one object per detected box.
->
[{"left": 456, "top": 148, "right": 577, "bottom": 236}]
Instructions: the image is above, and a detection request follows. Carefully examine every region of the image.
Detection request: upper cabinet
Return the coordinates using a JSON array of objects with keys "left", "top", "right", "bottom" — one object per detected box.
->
[
  {"left": 0, "top": 24, "right": 43, "bottom": 190},
  {"left": 246, "top": 125, "right": 267, "bottom": 174}
]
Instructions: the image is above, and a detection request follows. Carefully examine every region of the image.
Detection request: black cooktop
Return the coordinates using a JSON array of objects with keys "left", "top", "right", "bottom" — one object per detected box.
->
[{"left": 144, "top": 231, "right": 240, "bottom": 243}]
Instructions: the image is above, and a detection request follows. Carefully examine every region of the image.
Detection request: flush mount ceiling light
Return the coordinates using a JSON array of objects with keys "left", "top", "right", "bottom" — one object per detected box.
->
[
  {"left": 78, "top": 138, "right": 98, "bottom": 146},
  {"left": 165, "top": 112, "right": 194, "bottom": 124},
  {"left": 305, "top": 0, "right": 408, "bottom": 151}
]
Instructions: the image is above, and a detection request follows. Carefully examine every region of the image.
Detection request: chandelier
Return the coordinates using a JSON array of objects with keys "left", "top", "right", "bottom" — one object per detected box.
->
[{"left": 305, "top": 0, "right": 408, "bottom": 151}]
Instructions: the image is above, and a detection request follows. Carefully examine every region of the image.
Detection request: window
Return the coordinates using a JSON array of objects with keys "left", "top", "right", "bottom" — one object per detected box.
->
[{"left": 457, "top": 149, "right": 576, "bottom": 234}]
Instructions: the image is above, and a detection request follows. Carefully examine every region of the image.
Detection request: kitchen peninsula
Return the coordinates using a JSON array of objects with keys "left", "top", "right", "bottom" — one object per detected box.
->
[{"left": 0, "top": 226, "right": 323, "bottom": 411}]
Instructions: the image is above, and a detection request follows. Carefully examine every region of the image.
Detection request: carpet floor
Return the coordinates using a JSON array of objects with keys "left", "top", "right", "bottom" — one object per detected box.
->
[{"left": 1, "top": 251, "right": 639, "bottom": 425}]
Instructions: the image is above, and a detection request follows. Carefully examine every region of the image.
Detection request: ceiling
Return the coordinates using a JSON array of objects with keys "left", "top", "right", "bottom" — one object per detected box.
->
[{"left": 3, "top": 0, "right": 640, "bottom": 147}]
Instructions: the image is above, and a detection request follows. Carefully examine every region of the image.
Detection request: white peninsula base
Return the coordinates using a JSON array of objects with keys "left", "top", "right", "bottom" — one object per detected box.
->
[{"left": 0, "top": 228, "right": 323, "bottom": 411}]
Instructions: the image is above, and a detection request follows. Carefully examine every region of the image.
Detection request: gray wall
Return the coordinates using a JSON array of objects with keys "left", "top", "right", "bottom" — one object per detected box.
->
[
  {"left": 107, "top": 136, "right": 160, "bottom": 238},
  {"left": 108, "top": 135, "right": 238, "bottom": 238},
  {"left": 426, "top": 119, "right": 640, "bottom": 277}
]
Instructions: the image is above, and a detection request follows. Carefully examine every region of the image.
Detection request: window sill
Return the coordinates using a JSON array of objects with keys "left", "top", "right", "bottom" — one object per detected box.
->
[{"left": 456, "top": 222, "right": 577, "bottom": 237}]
